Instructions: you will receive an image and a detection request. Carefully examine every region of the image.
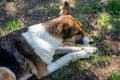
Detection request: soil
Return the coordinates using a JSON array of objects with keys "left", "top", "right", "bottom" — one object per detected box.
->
[{"left": 0, "top": 0, "right": 120, "bottom": 80}]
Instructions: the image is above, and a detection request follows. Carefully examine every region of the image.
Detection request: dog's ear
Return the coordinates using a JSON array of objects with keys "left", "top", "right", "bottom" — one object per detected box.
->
[
  {"left": 60, "top": 2, "right": 71, "bottom": 15},
  {"left": 57, "top": 23, "right": 72, "bottom": 38}
]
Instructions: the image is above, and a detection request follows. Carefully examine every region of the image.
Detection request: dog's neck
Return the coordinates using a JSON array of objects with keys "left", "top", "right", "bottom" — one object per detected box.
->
[{"left": 22, "top": 23, "right": 62, "bottom": 64}]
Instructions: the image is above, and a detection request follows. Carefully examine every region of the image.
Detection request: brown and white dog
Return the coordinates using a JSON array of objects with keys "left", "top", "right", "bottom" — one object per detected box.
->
[{"left": 0, "top": 2, "right": 97, "bottom": 80}]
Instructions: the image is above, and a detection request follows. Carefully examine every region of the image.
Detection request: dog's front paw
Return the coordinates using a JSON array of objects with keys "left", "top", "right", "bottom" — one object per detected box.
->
[
  {"left": 82, "top": 47, "right": 97, "bottom": 58},
  {"left": 73, "top": 47, "right": 97, "bottom": 59},
  {"left": 84, "top": 47, "right": 97, "bottom": 53},
  {"left": 70, "top": 47, "right": 97, "bottom": 59}
]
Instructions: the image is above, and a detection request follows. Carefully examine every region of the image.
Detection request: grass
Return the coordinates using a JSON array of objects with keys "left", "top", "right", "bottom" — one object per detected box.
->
[
  {"left": 0, "top": 16, "right": 22, "bottom": 34},
  {"left": 74, "top": 0, "right": 102, "bottom": 14},
  {"left": 74, "top": 0, "right": 120, "bottom": 30},
  {"left": 98, "top": 12, "right": 110, "bottom": 29},
  {"left": 101, "top": 56, "right": 110, "bottom": 63},
  {"left": 109, "top": 71, "right": 120, "bottom": 80},
  {"left": 39, "top": 0, "right": 49, "bottom": 4},
  {"left": 6, "top": 16, "right": 20, "bottom": 31},
  {"left": 91, "top": 34, "right": 103, "bottom": 46},
  {"left": 40, "top": 0, "right": 60, "bottom": 13},
  {"left": 106, "top": 41, "right": 113, "bottom": 54},
  {"left": 52, "top": 66, "right": 92, "bottom": 80},
  {"left": 110, "top": 19, "right": 120, "bottom": 34},
  {"left": 49, "top": 4, "right": 60, "bottom": 13},
  {"left": 90, "top": 1, "right": 102, "bottom": 13},
  {"left": 106, "top": 0, "right": 120, "bottom": 15},
  {"left": 52, "top": 66, "right": 73, "bottom": 80}
]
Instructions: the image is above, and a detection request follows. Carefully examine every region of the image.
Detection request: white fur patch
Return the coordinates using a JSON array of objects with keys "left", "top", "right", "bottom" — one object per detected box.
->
[
  {"left": 59, "top": 10, "right": 64, "bottom": 15},
  {"left": 22, "top": 24, "right": 62, "bottom": 64},
  {"left": 83, "top": 36, "right": 90, "bottom": 45}
]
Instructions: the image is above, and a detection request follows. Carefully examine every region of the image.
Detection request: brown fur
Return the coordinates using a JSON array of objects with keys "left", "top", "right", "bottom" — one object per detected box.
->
[
  {"left": 61, "top": 2, "right": 71, "bottom": 15},
  {"left": 0, "top": 68, "right": 16, "bottom": 80},
  {"left": 43, "top": 15, "right": 88, "bottom": 42}
]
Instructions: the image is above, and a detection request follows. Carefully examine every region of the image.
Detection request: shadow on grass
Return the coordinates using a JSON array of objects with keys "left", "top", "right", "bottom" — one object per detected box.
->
[{"left": 28, "top": 68, "right": 99, "bottom": 80}]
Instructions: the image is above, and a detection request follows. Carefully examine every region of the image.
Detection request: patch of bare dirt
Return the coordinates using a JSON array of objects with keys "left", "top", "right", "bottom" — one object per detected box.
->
[
  {"left": 0, "top": 0, "right": 60, "bottom": 27},
  {"left": 91, "top": 55, "right": 120, "bottom": 80}
]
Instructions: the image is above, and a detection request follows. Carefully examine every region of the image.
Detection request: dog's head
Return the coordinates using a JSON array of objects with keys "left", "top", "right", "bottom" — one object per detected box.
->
[{"left": 56, "top": 2, "right": 93, "bottom": 45}]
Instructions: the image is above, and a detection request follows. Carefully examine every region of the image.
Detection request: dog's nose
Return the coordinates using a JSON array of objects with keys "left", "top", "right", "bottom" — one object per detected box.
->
[
  {"left": 74, "top": 39, "right": 83, "bottom": 44},
  {"left": 89, "top": 39, "right": 94, "bottom": 44}
]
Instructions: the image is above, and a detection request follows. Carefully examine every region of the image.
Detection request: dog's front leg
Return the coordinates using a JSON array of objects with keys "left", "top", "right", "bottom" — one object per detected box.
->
[
  {"left": 55, "top": 47, "right": 84, "bottom": 54},
  {"left": 47, "top": 47, "right": 97, "bottom": 74}
]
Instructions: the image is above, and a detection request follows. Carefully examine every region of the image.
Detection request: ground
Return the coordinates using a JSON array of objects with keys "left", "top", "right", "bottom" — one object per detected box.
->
[{"left": 0, "top": 0, "right": 120, "bottom": 80}]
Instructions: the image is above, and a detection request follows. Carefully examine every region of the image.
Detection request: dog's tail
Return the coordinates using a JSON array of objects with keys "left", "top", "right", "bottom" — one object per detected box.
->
[{"left": 0, "top": 67, "right": 16, "bottom": 80}]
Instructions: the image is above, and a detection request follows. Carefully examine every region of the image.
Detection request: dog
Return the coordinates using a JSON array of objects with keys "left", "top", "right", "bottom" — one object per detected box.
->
[{"left": 0, "top": 2, "right": 97, "bottom": 80}]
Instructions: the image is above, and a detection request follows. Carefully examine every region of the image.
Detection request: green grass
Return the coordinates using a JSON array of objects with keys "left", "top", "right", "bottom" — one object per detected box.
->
[
  {"left": 109, "top": 71, "right": 120, "bottom": 80},
  {"left": 52, "top": 66, "right": 73, "bottom": 80},
  {"left": 101, "top": 56, "right": 110, "bottom": 63},
  {"left": 106, "top": 0, "right": 120, "bottom": 15},
  {"left": 52, "top": 66, "right": 92, "bottom": 80},
  {"left": 90, "top": 1, "right": 102, "bottom": 13},
  {"left": 49, "top": 4, "right": 60, "bottom": 13},
  {"left": 6, "top": 16, "right": 21, "bottom": 31},
  {"left": 105, "top": 41, "right": 113, "bottom": 54},
  {"left": 74, "top": 0, "right": 102, "bottom": 14},
  {"left": 110, "top": 19, "right": 120, "bottom": 34},
  {"left": 91, "top": 34, "right": 103, "bottom": 46},
  {"left": 98, "top": 12, "right": 110, "bottom": 29},
  {"left": 0, "top": 16, "right": 22, "bottom": 34},
  {"left": 39, "top": 0, "right": 49, "bottom": 4}
]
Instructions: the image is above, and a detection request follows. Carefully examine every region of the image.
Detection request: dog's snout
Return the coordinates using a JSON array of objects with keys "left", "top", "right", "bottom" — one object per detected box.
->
[
  {"left": 74, "top": 39, "right": 83, "bottom": 45},
  {"left": 74, "top": 37, "right": 94, "bottom": 45},
  {"left": 89, "top": 39, "right": 94, "bottom": 44}
]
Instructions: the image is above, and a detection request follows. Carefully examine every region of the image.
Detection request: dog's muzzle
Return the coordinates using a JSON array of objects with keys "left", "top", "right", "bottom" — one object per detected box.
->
[{"left": 74, "top": 36, "right": 94, "bottom": 45}]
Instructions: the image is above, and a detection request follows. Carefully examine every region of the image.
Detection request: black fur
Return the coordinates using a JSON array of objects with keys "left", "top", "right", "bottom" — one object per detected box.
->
[{"left": 0, "top": 28, "right": 35, "bottom": 79}]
